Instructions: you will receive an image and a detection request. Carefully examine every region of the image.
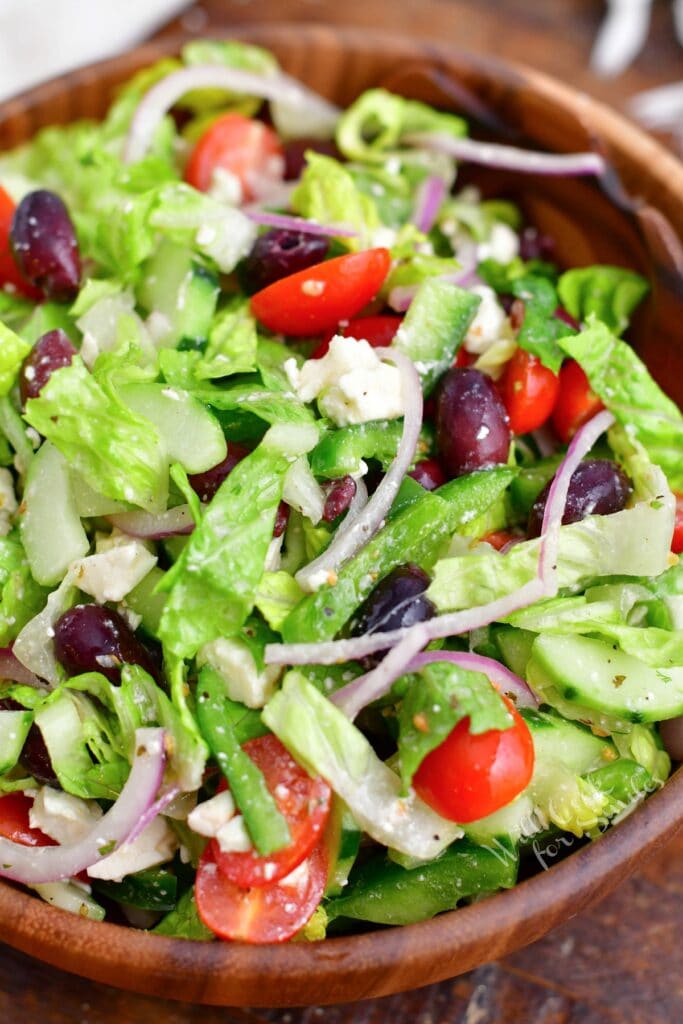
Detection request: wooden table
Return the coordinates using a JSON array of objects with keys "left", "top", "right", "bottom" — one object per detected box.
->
[{"left": 2, "top": 2, "right": 682, "bottom": 1021}]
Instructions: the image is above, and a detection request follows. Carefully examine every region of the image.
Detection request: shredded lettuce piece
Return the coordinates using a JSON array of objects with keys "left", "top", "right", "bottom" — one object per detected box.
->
[
  {"left": 0, "top": 322, "right": 30, "bottom": 398},
  {"left": 557, "top": 266, "right": 649, "bottom": 335},
  {"left": 0, "top": 530, "right": 48, "bottom": 646},
  {"left": 290, "top": 152, "right": 381, "bottom": 250}
]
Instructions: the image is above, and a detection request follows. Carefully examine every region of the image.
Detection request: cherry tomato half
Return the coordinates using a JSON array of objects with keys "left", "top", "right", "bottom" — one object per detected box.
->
[
  {"left": 185, "top": 113, "right": 284, "bottom": 201},
  {"left": 0, "top": 186, "right": 41, "bottom": 300},
  {"left": 196, "top": 834, "right": 328, "bottom": 943},
  {"left": 500, "top": 349, "right": 560, "bottom": 435},
  {"left": 482, "top": 530, "right": 519, "bottom": 551},
  {"left": 250, "top": 248, "right": 392, "bottom": 337},
  {"left": 413, "top": 696, "right": 535, "bottom": 823},
  {"left": 0, "top": 792, "right": 54, "bottom": 847},
  {"left": 551, "top": 359, "right": 604, "bottom": 444},
  {"left": 312, "top": 314, "right": 403, "bottom": 359},
  {"left": 672, "top": 493, "right": 683, "bottom": 555},
  {"left": 213, "top": 734, "right": 331, "bottom": 889}
]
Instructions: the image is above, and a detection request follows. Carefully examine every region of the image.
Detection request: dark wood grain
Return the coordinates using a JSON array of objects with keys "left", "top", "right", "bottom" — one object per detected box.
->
[{"left": 1, "top": 2, "right": 683, "bottom": 1019}]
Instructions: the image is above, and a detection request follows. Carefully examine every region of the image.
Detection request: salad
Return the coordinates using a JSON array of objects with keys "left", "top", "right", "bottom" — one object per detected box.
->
[{"left": 0, "top": 38, "right": 681, "bottom": 946}]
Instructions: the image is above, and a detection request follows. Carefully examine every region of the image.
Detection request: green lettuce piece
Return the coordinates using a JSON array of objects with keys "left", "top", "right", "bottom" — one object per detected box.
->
[
  {"left": 0, "top": 322, "right": 30, "bottom": 397},
  {"left": 558, "top": 266, "right": 649, "bottom": 335},
  {"left": 180, "top": 39, "right": 278, "bottom": 119},
  {"left": 24, "top": 357, "right": 168, "bottom": 512},
  {"left": 154, "top": 887, "right": 214, "bottom": 941},
  {"left": 254, "top": 570, "right": 305, "bottom": 631},
  {"left": 263, "top": 672, "right": 462, "bottom": 860},
  {"left": 392, "top": 279, "right": 481, "bottom": 392},
  {"left": 195, "top": 299, "right": 258, "bottom": 379},
  {"left": 612, "top": 724, "right": 670, "bottom": 785},
  {"left": 158, "top": 439, "right": 291, "bottom": 658},
  {"left": 335, "top": 88, "right": 466, "bottom": 163},
  {"left": 191, "top": 378, "right": 316, "bottom": 427},
  {"left": 0, "top": 531, "right": 48, "bottom": 646},
  {"left": 439, "top": 196, "right": 521, "bottom": 244},
  {"left": 509, "top": 275, "right": 572, "bottom": 374},
  {"left": 398, "top": 661, "right": 513, "bottom": 789},
  {"left": 477, "top": 257, "right": 557, "bottom": 294},
  {"left": 384, "top": 254, "right": 461, "bottom": 294},
  {"left": 290, "top": 152, "right": 381, "bottom": 250},
  {"left": 559, "top": 317, "right": 683, "bottom": 489}
]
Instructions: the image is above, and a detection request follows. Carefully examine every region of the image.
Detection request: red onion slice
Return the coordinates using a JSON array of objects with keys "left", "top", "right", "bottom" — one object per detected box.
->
[
  {"left": 403, "top": 133, "right": 607, "bottom": 177},
  {"left": 0, "top": 728, "right": 165, "bottom": 885},
  {"left": 245, "top": 210, "right": 358, "bottom": 238},
  {"left": 331, "top": 626, "right": 430, "bottom": 720},
  {"left": 295, "top": 348, "right": 422, "bottom": 593},
  {"left": 124, "top": 785, "right": 181, "bottom": 846},
  {"left": 109, "top": 505, "right": 195, "bottom": 540},
  {"left": 387, "top": 266, "right": 480, "bottom": 313},
  {"left": 411, "top": 175, "right": 447, "bottom": 234},
  {"left": 538, "top": 410, "right": 616, "bottom": 584},
  {"left": 124, "top": 66, "right": 340, "bottom": 165},
  {"left": 408, "top": 651, "right": 538, "bottom": 708},
  {"left": 0, "top": 648, "right": 44, "bottom": 688}
]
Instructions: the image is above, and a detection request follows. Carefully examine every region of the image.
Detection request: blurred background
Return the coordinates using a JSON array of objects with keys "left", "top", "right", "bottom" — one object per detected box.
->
[{"left": 0, "top": 0, "right": 682, "bottom": 151}]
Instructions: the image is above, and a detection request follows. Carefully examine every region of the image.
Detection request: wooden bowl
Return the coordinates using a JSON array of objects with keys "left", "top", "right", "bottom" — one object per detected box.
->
[{"left": 1, "top": 22, "right": 682, "bottom": 1008}]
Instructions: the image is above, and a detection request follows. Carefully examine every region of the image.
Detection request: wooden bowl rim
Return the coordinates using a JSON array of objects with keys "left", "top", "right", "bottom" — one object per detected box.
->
[{"left": 1, "top": 22, "right": 682, "bottom": 1007}]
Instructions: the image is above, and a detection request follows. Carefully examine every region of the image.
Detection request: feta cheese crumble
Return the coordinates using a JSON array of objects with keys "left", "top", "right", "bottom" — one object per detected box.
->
[
  {"left": 69, "top": 534, "right": 157, "bottom": 604},
  {"left": 197, "top": 636, "right": 282, "bottom": 709},
  {"left": 463, "top": 285, "right": 514, "bottom": 354}
]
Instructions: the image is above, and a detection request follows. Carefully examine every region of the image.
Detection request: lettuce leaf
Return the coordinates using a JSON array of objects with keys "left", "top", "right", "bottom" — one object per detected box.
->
[
  {"left": 559, "top": 317, "right": 683, "bottom": 490},
  {"left": 24, "top": 357, "right": 168, "bottom": 512},
  {"left": 157, "top": 438, "right": 291, "bottom": 658},
  {"left": 194, "top": 299, "right": 258, "bottom": 379},
  {"left": 557, "top": 266, "right": 649, "bottom": 335},
  {"left": 290, "top": 152, "right": 381, "bottom": 250},
  {"left": 0, "top": 530, "right": 48, "bottom": 646},
  {"left": 0, "top": 322, "right": 30, "bottom": 397}
]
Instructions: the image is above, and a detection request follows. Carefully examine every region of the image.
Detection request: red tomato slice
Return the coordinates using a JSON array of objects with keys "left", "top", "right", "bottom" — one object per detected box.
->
[
  {"left": 0, "top": 792, "right": 55, "bottom": 847},
  {"left": 413, "top": 697, "right": 535, "bottom": 823},
  {"left": 213, "top": 734, "right": 331, "bottom": 889},
  {"left": 672, "top": 493, "right": 683, "bottom": 555},
  {"left": 196, "top": 835, "right": 328, "bottom": 943},
  {"left": 0, "top": 186, "right": 41, "bottom": 300},
  {"left": 500, "top": 348, "right": 560, "bottom": 435},
  {"left": 312, "top": 314, "right": 403, "bottom": 359},
  {"left": 454, "top": 346, "right": 476, "bottom": 368},
  {"left": 482, "top": 529, "right": 518, "bottom": 551},
  {"left": 185, "top": 113, "right": 284, "bottom": 201},
  {"left": 551, "top": 359, "right": 604, "bottom": 444},
  {"left": 250, "top": 248, "right": 392, "bottom": 337}
]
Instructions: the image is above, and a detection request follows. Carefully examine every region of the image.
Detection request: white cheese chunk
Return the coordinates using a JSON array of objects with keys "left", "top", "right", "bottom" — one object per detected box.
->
[
  {"left": 187, "top": 790, "right": 235, "bottom": 839},
  {"left": 464, "top": 285, "right": 513, "bottom": 354},
  {"left": 0, "top": 468, "right": 17, "bottom": 537},
  {"left": 289, "top": 336, "right": 404, "bottom": 427},
  {"left": 216, "top": 814, "right": 252, "bottom": 854},
  {"left": 87, "top": 817, "right": 179, "bottom": 882},
  {"left": 197, "top": 637, "right": 282, "bottom": 709},
  {"left": 29, "top": 786, "right": 102, "bottom": 845},
  {"left": 476, "top": 222, "right": 520, "bottom": 265},
  {"left": 69, "top": 538, "right": 157, "bottom": 604}
]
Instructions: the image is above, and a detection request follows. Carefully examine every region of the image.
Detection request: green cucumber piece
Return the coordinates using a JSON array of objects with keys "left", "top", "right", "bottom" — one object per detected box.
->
[
  {"left": 528, "top": 634, "right": 683, "bottom": 723},
  {"left": 21, "top": 442, "right": 89, "bottom": 585},
  {"left": 522, "top": 707, "right": 615, "bottom": 774},
  {"left": 494, "top": 626, "right": 536, "bottom": 678},
  {"left": 138, "top": 240, "right": 219, "bottom": 348},
  {"left": 118, "top": 382, "right": 226, "bottom": 474},
  {"left": 0, "top": 709, "right": 32, "bottom": 773},
  {"left": 324, "top": 799, "right": 361, "bottom": 898},
  {"left": 124, "top": 566, "right": 168, "bottom": 638}
]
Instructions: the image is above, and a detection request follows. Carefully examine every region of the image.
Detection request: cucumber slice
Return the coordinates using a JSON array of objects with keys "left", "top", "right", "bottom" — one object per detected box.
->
[
  {"left": 527, "top": 634, "right": 683, "bottom": 723},
  {"left": 138, "top": 240, "right": 219, "bottom": 348},
  {"left": 21, "top": 442, "right": 89, "bottom": 585},
  {"left": 522, "top": 707, "right": 614, "bottom": 774},
  {"left": 118, "top": 382, "right": 226, "bottom": 473},
  {"left": 125, "top": 566, "right": 167, "bottom": 638},
  {"left": 0, "top": 709, "right": 32, "bottom": 773},
  {"left": 494, "top": 625, "right": 536, "bottom": 678},
  {"left": 69, "top": 470, "right": 127, "bottom": 517}
]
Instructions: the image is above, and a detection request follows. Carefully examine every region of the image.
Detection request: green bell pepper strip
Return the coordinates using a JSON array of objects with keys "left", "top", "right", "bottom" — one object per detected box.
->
[
  {"left": 195, "top": 666, "right": 290, "bottom": 856},
  {"left": 91, "top": 868, "right": 178, "bottom": 912}
]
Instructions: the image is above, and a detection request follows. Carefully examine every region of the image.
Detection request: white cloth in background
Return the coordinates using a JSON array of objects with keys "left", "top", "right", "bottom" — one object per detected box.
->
[{"left": 0, "top": 0, "right": 189, "bottom": 102}]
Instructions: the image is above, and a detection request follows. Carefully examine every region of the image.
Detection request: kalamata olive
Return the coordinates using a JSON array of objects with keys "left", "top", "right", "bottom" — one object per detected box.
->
[
  {"left": 347, "top": 564, "right": 436, "bottom": 668},
  {"left": 53, "top": 605, "right": 162, "bottom": 685},
  {"left": 19, "top": 328, "right": 76, "bottom": 406},
  {"left": 240, "top": 229, "right": 328, "bottom": 295},
  {"left": 273, "top": 501, "right": 290, "bottom": 538},
  {"left": 436, "top": 367, "right": 511, "bottom": 479},
  {"left": 409, "top": 458, "right": 447, "bottom": 491},
  {"left": 0, "top": 697, "right": 57, "bottom": 785},
  {"left": 322, "top": 476, "right": 357, "bottom": 521},
  {"left": 527, "top": 459, "right": 632, "bottom": 537},
  {"left": 10, "top": 190, "right": 81, "bottom": 301},
  {"left": 283, "top": 138, "right": 341, "bottom": 180},
  {"left": 188, "top": 443, "right": 251, "bottom": 503}
]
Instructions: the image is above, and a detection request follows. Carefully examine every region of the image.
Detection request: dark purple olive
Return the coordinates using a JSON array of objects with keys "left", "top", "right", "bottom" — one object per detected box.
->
[
  {"left": 10, "top": 190, "right": 81, "bottom": 302},
  {"left": 0, "top": 696, "right": 57, "bottom": 785},
  {"left": 409, "top": 458, "right": 447, "bottom": 491},
  {"left": 53, "top": 605, "right": 162, "bottom": 685},
  {"left": 322, "top": 476, "right": 357, "bottom": 522},
  {"left": 188, "top": 443, "right": 251, "bottom": 503},
  {"left": 518, "top": 226, "right": 555, "bottom": 262},
  {"left": 347, "top": 564, "right": 436, "bottom": 668},
  {"left": 436, "top": 367, "right": 511, "bottom": 479},
  {"left": 19, "top": 328, "right": 76, "bottom": 406},
  {"left": 528, "top": 459, "right": 632, "bottom": 538},
  {"left": 282, "top": 138, "right": 341, "bottom": 180},
  {"left": 239, "top": 229, "right": 328, "bottom": 295}
]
